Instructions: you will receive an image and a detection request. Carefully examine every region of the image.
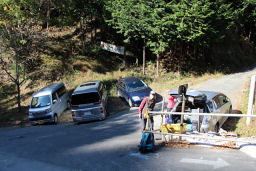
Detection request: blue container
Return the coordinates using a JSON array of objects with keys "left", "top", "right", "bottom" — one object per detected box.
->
[{"left": 186, "top": 124, "right": 193, "bottom": 132}]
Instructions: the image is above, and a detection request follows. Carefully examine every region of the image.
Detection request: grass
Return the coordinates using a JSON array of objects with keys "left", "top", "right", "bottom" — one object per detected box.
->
[
  {"left": 0, "top": 64, "right": 222, "bottom": 125},
  {"left": 231, "top": 81, "right": 256, "bottom": 137},
  {"left": 0, "top": 25, "right": 254, "bottom": 130}
]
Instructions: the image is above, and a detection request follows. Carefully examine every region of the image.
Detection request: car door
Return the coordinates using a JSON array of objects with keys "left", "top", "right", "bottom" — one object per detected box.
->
[
  {"left": 57, "top": 86, "right": 68, "bottom": 113},
  {"left": 99, "top": 82, "right": 106, "bottom": 108},
  {"left": 216, "top": 94, "right": 230, "bottom": 126},
  {"left": 102, "top": 83, "right": 108, "bottom": 109},
  {"left": 207, "top": 100, "right": 218, "bottom": 129},
  {"left": 119, "top": 82, "right": 128, "bottom": 100},
  {"left": 52, "top": 92, "right": 62, "bottom": 115}
]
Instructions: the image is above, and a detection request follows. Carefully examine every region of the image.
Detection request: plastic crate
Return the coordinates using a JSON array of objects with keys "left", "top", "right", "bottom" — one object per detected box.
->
[
  {"left": 167, "top": 123, "right": 186, "bottom": 133},
  {"left": 161, "top": 124, "right": 169, "bottom": 133}
]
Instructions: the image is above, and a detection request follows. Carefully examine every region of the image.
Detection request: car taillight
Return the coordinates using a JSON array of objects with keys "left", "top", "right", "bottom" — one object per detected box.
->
[
  {"left": 94, "top": 101, "right": 102, "bottom": 105},
  {"left": 72, "top": 111, "right": 75, "bottom": 116},
  {"left": 100, "top": 107, "right": 104, "bottom": 113}
]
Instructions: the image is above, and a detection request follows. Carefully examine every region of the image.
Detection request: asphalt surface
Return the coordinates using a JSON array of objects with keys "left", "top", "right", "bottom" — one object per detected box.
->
[
  {"left": 1, "top": 66, "right": 256, "bottom": 170},
  {"left": 192, "top": 65, "right": 256, "bottom": 107},
  {"left": 0, "top": 107, "right": 256, "bottom": 171}
]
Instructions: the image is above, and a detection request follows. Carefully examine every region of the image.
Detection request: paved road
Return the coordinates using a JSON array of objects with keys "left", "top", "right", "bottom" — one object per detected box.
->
[
  {"left": 192, "top": 66, "right": 256, "bottom": 107},
  {"left": 1, "top": 66, "right": 256, "bottom": 170},
  {"left": 0, "top": 107, "right": 255, "bottom": 171}
]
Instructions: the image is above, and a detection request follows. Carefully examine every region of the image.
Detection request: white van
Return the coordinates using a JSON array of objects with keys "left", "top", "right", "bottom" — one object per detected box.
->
[{"left": 28, "top": 83, "right": 70, "bottom": 125}]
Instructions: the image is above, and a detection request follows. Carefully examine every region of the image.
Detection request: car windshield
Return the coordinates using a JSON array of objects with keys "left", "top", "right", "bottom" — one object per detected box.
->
[
  {"left": 71, "top": 92, "right": 100, "bottom": 105},
  {"left": 127, "top": 80, "right": 147, "bottom": 92},
  {"left": 31, "top": 95, "right": 51, "bottom": 108}
]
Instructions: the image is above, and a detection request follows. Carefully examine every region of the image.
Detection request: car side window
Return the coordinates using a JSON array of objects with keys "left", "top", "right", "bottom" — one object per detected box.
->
[
  {"left": 207, "top": 101, "right": 214, "bottom": 112},
  {"left": 57, "top": 86, "right": 67, "bottom": 98},
  {"left": 99, "top": 83, "right": 103, "bottom": 97},
  {"left": 217, "top": 94, "right": 227, "bottom": 107},
  {"left": 213, "top": 96, "right": 221, "bottom": 109},
  {"left": 52, "top": 92, "right": 58, "bottom": 103}
]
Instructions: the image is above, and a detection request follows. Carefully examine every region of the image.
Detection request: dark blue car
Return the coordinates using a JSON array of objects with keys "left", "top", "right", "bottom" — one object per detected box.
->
[{"left": 116, "top": 77, "right": 152, "bottom": 107}]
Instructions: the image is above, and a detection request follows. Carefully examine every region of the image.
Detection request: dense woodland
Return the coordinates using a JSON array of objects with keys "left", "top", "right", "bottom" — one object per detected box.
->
[{"left": 0, "top": 0, "right": 256, "bottom": 110}]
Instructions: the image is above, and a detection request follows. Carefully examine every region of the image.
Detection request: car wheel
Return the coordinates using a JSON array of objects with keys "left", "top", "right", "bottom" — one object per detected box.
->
[
  {"left": 53, "top": 114, "right": 58, "bottom": 124},
  {"left": 128, "top": 98, "right": 133, "bottom": 107},
  {"left": 214, "top": 122, "right": 219, "bottom": 133}
]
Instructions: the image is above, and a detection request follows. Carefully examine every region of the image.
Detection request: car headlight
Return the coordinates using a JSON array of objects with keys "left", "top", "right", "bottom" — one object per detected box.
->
[
  {"left": 132, "top": 96, "right": 140, "bottom": 101},
  {"left": 45, "top": 108, "right": 52, "bottom": 113}
]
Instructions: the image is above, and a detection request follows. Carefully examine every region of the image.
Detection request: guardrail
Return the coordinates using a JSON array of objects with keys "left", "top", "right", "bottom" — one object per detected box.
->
[
  {"left": 150, "top": 131, "right": 256, "bottom": 144},
  {"left": 149, "top": 111, "right": 256, "bottom": 118},
  {"left": 147, "top": 111, "right": 256, "bottom": 144}
]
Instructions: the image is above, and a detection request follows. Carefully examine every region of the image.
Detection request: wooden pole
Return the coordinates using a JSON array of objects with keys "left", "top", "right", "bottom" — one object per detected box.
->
[
  {"left": 143, "top": 45, "right": 145, "bottom": 75},
  {"left": 161, "top": 97, "right": 165, "bottom": 141},
  {"left": 179, "top": 94, "right": 185, "bottom": 140}
]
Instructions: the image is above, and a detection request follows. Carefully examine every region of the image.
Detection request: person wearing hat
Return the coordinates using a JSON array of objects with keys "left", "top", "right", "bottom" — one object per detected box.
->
[{"left": 139, "top": 91, "right": 156, "bottom": 132}]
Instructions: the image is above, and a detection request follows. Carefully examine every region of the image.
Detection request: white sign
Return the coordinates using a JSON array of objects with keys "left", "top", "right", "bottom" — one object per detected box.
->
[{"left": 101, "top": 41, "right": 125, "bottom": 55}]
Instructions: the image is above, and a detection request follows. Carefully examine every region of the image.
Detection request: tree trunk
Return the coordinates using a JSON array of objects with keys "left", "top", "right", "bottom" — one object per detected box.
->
[
  {"left": 46, "top": 0, "right": 50, "bottom": 30},
  {"left": 143, "top": 45, "right": 146, "bottom": 75},
  {"left": 156, "top": 53, "right": 160, "bottom": 76},
  {"left": 17, "top": 82, "right": 21, "bottom": 112},
  {"left": 15, "top": 52, "right": 21, "bottom": 112}
]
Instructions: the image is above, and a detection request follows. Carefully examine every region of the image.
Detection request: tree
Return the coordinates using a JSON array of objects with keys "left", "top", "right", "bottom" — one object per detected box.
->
[
  {"left": 0, "top": 0, "right": 38, "bottom": 111},
  {"left": 106, "top": 0, "right": 164, "bottom": 75}
]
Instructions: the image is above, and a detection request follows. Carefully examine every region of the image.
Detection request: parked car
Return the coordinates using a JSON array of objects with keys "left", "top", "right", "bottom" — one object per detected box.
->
[
  {"left": 28, "top": 83, "right": 70, "bottom": 125},
  {"left": 117, "top": 76, "right": 152, "bottom": 107},
  {"left": 168, "top": 90, "right": 232, "bottom": 132},
  {"left": 71, "top": 81, "right": 108, "bottom": 123}
]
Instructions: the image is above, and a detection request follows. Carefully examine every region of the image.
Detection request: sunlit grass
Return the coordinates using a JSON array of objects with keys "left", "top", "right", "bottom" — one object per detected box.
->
[{"left": 231, "top": 81, "right": 256, "bottom": 137}]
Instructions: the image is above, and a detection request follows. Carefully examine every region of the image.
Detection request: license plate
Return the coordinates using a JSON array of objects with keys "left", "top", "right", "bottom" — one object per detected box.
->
[
  {"left": 83, "top": 111, "right": 91, "bottom": 116},
  {"left": 38, "top": 120, "right": 44, "bottom": 124}
]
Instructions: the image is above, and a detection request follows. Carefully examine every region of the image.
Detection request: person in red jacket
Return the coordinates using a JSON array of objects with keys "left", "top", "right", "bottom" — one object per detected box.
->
[
  {"left": 139, "top": 91, "right": 156, "bottom": 132},
  {"left": 166, "top": 89, "right": 176, "bottom": 123}
]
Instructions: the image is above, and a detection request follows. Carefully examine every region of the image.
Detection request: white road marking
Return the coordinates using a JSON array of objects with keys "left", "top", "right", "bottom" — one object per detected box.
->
[{"left": 180, "top": 157, "right": 229, "bottom": 169}]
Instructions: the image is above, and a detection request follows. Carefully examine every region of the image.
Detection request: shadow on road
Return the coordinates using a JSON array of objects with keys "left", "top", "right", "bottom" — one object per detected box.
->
[{"left": 222, "top": 109, "right": 242, "bottom": 132}]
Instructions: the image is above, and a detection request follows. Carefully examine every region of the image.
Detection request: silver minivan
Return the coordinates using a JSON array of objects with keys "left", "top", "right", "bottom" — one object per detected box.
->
[
  {"left": 71, "top": 81, "right": 108, "bottom": 123},
  {"left": 28, "top": 83, "right": 70, "bottom": 125}
]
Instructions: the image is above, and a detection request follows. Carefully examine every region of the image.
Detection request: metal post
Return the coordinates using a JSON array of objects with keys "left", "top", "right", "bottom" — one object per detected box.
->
[
  {"left": 197, "top": 108, "right": 200, "bottom": 132},
  {"left": 247, "top": 75, "right": 256, "bottom": 125},
  {"left": 180, "top": 94, "right": 185, "bottom": 140},
  {"left": 161, "top": 97, "right": 165, "bottom": 141},
  {"left": 143, "top": 46, "right": 145, "bottom": 75}
]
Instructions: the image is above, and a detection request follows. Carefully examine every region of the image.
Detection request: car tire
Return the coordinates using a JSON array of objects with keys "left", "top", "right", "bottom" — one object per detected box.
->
[
  {"left": 128, "top": 98, "right": 133, "bottom": 107},
  {"left": 53, "top": 114, "right": 58, "bottom": 124},
  {"left": 215, "top": 122, "right": 219, "bottom": 133}
]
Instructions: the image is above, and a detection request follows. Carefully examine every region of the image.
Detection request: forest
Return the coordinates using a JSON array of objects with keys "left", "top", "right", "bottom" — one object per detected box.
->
[{"left": 0, "top": 0, "right": 256, "bottom": 112}]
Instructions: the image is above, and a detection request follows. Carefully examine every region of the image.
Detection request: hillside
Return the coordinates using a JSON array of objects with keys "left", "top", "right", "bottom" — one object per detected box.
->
[{"left": 0, "top": 0, "right": 256, "bottom": 125}]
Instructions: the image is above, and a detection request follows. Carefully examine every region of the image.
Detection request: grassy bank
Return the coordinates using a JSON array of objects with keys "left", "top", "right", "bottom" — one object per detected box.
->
[
  {"left": 0, "top": 66, "right": 222, "bottom": 125},
  {"left": 232, "top": 81, "right": 256, "bottom": 137}
]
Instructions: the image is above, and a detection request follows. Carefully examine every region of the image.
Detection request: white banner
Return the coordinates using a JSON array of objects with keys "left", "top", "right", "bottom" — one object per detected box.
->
[{"left": 101, "top": 41, "right": 125, "bottom": 55}]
